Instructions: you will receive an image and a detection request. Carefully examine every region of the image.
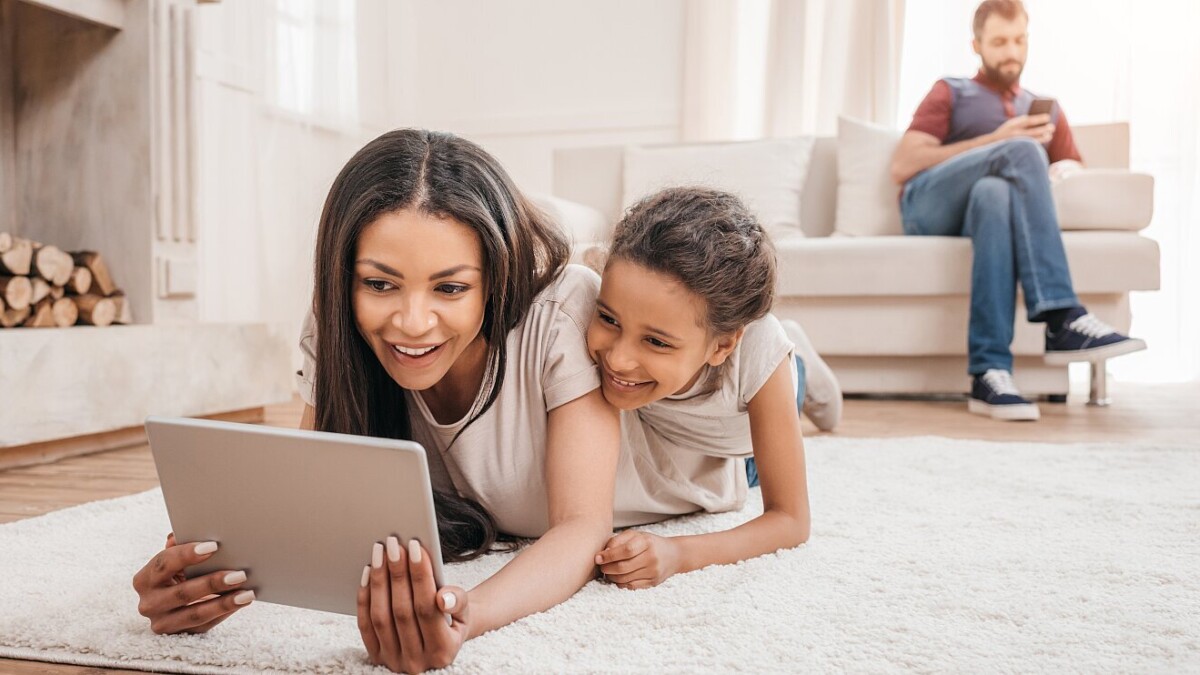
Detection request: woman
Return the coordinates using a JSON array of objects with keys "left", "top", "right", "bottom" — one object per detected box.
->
[{"left": 131, "top": 129, "right": 619, "bottom": 673}]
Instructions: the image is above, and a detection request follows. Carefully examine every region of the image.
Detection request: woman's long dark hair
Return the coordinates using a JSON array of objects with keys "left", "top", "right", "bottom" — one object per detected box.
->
[{"left": 311, "top": 129, "right": 569, "bottom": 561}]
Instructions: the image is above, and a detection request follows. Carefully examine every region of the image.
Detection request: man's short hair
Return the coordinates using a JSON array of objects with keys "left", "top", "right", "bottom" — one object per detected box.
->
[{"left": 973, "top": 0, "right": 1028, "bottom": 40}]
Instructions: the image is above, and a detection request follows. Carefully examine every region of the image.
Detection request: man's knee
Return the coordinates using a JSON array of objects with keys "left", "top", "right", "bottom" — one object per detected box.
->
[
  {"left": 999, "top": 136, "right": 1050, "bottom": 169},
  {"left": 969, "top": 176, "right": 1009, "bottom": 205}
]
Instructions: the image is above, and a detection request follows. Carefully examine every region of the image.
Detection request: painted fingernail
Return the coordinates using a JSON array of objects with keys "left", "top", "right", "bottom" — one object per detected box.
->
[
  {"left": 372, "top": 542, "right": 383, "bottom": 569},
  {"left": 442, "top": 591, "right": 456, "bottom": 611},
  {"left": 386, "top": 536, "right": 401, "bottom": 563},
  {"left": 223, "top": 570, "right": 247, "bottom": 585},
  {"left": 194, "top": 541, "right": 218, "bottom": 556},
  {"left": 233, "top": 590, "right": 255, "bottom": 605},
  {"left": 360, "top": 565, "right": 370, "bottom": 588},
  {"left": 408, "top": 539, "right": 422, "bottom": 564}
]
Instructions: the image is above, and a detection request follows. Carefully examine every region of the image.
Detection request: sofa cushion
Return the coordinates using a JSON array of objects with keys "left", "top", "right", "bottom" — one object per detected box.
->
[
  {"left": 834, "top": 116, "right": 904, "bottom": 237},
  {"left": 775, "top": 231, "right": 1159, "bottom": 297},
  {"left": 622, "top": 137, "right": 815, "bottom": 240},
  {"left": 1053, "top": 170, "right": 1154, "bottom": 231},
  {"left": 529, "top": 192, "right": 611, "bottom": 247}
]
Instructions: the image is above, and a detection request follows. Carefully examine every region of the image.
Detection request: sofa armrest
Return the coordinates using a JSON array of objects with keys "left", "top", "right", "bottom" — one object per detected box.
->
[
  {"left": 1053, "top": 169, "right": 1154, "bottom": 232},
  {"left": 528, "top": 192, "right": 613, "bottom": 250}
]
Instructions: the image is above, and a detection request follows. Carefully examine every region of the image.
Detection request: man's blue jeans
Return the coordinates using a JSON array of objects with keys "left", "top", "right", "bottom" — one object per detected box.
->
[{"left": 900, "top": 138, "right": 1080, "bottom": 374}]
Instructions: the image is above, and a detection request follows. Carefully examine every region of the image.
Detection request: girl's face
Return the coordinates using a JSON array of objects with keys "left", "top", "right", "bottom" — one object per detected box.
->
[
  {"left": 587, "top": 258, "right": 737, "bottom": 411},
  {"left": 353, "top": 208, "right": 487, "bottom": 392}
]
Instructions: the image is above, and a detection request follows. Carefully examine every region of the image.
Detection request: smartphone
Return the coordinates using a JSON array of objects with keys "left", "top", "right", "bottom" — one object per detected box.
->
[{"left": 1028, "top": 98, "right": 1056, "bottom": 118}]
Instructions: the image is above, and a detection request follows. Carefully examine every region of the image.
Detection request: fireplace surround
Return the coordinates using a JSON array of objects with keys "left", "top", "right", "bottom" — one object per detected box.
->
[{"left": 0, "top": 0, "right": 291, "bottom": 457}]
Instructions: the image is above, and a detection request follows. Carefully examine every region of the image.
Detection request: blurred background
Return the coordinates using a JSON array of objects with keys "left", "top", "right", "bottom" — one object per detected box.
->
[
  {"left": 198, "top": 0, "right": 1197, "bottom": 383},
  {"left": 1, "top": 0, "right": 1196, "bottom": 449}
]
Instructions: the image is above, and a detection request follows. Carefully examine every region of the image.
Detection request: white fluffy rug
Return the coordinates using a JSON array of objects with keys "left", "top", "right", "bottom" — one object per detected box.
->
[{"left": 2, "top": 436, "right": 1198, "bottom": 674}]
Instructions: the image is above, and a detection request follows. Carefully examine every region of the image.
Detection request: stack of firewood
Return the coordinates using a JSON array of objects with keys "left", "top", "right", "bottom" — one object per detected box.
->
[{"left": 0, "top": 232, "right": 128, "bottom": 328}]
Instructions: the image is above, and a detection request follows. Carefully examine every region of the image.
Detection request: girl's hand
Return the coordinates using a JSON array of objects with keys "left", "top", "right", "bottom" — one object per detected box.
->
[
  {"left": 358, "top": 537, "right": 469, "bottom": 673},
  {"left": 131, "top": 533, "right": 255, "bottom": 634},
  {"left": 594, "top": 530, "right": 682, "bottom": 589}
]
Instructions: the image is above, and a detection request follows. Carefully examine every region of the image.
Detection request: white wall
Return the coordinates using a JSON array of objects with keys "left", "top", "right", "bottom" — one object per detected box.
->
[
  {"left": 385, "top": 0, "right": 685, "bottom": 193},
  {"left": 190, "top": 0, "right": 687, "bottom": 371}
]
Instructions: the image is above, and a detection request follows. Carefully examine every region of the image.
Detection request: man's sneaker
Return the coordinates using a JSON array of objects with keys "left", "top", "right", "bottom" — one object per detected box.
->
[
  {"left": 1044, "top": 313, "right": 1146, "bottom": 365},
  {"left": 781, "top": 319, "right": 842, "bottom": 431},
  {"left": 969, "top": 369, "right": 1040, "bottom": 421}
]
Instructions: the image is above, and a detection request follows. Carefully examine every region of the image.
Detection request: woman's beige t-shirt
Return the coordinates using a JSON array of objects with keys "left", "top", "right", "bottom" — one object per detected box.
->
[
  {"left": 295, "top": 264, "right": 602, "bottom": 538},
  {"left": 612, "top": 314, "right": 795, "bottom": 528}
]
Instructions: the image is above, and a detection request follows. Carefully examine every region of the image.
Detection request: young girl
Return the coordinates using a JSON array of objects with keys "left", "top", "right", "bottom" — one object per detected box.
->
[
  {"left": 131, "top": 129, "right": 620, "bottom": 673},
  {"left": 588, "top": 187, "right": 814, "bottom": 589}
]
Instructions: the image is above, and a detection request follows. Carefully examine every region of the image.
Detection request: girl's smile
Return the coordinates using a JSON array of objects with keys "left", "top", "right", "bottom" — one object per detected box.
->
[{"left": 587, "top": 259, "right": 737, "bottom": 410}]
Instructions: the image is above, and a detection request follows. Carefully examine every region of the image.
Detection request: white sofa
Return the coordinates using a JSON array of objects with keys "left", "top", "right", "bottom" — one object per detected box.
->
[{"left": 543, "top": 122, "right": 1159, "bottom": 403}]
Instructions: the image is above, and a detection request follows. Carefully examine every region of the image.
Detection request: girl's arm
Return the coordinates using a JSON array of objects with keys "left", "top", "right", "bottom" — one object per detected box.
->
[
  {"left": 597, "top": 358, "right": 810, "bottom": 587},
  {"left": 314, "top": 394, "right": 618, "bottom": 636},
  {"left": 465, "top": 387, "right": 620, "bottom": 638}
]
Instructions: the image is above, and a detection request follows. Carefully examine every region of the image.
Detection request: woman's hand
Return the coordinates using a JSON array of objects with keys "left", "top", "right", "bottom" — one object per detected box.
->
[
  {"left": 595, "top": 530, "right": 682, "bottom": 590},
  {"left": 131, "top": 533, "right": 254, "bottom": 634},
  {"left": 358, "top": 537, "right": 469, "bottom": 673}
]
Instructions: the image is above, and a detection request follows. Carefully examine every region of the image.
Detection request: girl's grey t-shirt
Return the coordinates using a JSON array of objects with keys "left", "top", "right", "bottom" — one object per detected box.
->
[
  {"left": 296, "top": 264, "right": 603, "bottom": 538},
  {"left": 612, "top": 314, "right": 795, "bottom": 527}
]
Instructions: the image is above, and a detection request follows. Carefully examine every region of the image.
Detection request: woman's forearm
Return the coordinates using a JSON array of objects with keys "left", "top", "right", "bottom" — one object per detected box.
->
[
  {"left": 674, "top": 508, "right": 809, "bottom": 574},
  {"left": 465, "top": 515, "right": 610, "bottom": 639}
]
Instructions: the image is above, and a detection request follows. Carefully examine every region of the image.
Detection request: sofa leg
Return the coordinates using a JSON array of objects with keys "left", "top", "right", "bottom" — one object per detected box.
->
[{"left": 1088, "top": 360, "right": 1111, "bottom": 407}]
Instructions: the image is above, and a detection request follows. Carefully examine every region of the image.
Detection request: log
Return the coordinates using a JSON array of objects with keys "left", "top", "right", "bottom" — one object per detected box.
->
[
  {"left": 0, "top": 275, "right": 32, "bottom": 311},
  {"left": 67, "top": 266, "right": 93, "bottom": 295},
  {"left": 49, "top": 284, "right": 65, "bottom": 300},
  {"left": 30, "top": 277, "right": 52, "bottom": 305},
  {"left": 71, "top": 251, "right": 116, "bottom": 296},
  {"left": 22, "top": 298, "right": 55, "bottom": 327},
  {"left": 74, "top": 293, "right": 116, "bottom": 327},
  {"left": 52, "top": 297, "right": 78, "bottom": 327},
  {"left": 52, "top": 249, "right": 74, "bottom": 286},
  {"left": 0, "top": 304, "right": 31, "bottom": 328},
  {"left": 32, "top": 245, "right": 71, "bottom": 285},
  {"left": 0, "top": 237, "right": 32, "bottom": 276},
  {"left": 110, "top": 291, "right": 131, "bottom": 324},
  {"left": 0, "top": 232, "right": 11, "bottom": 253}
]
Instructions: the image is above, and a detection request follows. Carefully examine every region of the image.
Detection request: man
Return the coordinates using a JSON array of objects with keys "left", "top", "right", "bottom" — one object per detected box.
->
[{"left": 890, "top": 0, "right": 1144, "bottom": 421}]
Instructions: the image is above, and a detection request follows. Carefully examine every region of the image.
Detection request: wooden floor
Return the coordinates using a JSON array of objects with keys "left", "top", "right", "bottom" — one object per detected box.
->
[{"left": 2, "top": 382, "right": 1198, "bottom": 673}]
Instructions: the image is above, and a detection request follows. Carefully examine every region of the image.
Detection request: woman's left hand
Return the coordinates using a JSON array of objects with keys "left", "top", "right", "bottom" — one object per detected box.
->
[
  {"left": 357, "top": 537, "right": 469, "bottom": 673},
  {"left": 594, "top": 530, "right": 682, "bottom": 589}
]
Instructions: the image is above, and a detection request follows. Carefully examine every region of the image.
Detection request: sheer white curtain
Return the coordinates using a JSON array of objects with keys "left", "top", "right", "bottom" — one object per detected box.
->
[
  {"left": 266, "top": 0, "right": 360, "bottom": 128},
  {"left": 897, "top": 0, "right": 1200, "bottom": 383},
  {"left": 682, "top": 0, "right": 906, "bottom": 142},
  {"left": 193, "top": 0, "right": 374, "bottom": 332}
]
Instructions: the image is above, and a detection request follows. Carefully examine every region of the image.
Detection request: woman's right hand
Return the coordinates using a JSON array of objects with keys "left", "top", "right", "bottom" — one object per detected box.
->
[{"left": 132, "top": 533, "right": 255, "bottom": 634}]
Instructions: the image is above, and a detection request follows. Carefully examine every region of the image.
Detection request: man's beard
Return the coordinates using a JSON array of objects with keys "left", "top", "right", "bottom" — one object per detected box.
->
[{"left": 983, "top": 59, "right": 1023, "bottom": 86}]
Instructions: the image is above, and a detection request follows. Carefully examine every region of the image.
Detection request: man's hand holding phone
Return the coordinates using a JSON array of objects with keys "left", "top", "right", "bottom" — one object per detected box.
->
[
  {"left": 992, "top": 113, "right": 1054, "bottom": 145},
  {"left": 991, "top": 97, "right": 1057, "bottom": 145}
]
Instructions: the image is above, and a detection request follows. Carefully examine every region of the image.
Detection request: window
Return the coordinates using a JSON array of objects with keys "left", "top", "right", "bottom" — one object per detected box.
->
[{"left": 267, "top": 0, "right": 359, "bottom": 127}]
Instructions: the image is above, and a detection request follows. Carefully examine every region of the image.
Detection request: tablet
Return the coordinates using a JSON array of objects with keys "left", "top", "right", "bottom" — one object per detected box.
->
[{"left": 145, "top": 416, "right": 445, "bottom": 616}]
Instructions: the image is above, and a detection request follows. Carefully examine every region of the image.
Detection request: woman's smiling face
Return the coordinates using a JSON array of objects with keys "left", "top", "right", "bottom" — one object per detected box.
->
[
  {"left": 587, "top": 258, "right": 732, "bottom": 410},
  {"left": 352, "top": 207, "right": 487, "bottom": 392}
]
